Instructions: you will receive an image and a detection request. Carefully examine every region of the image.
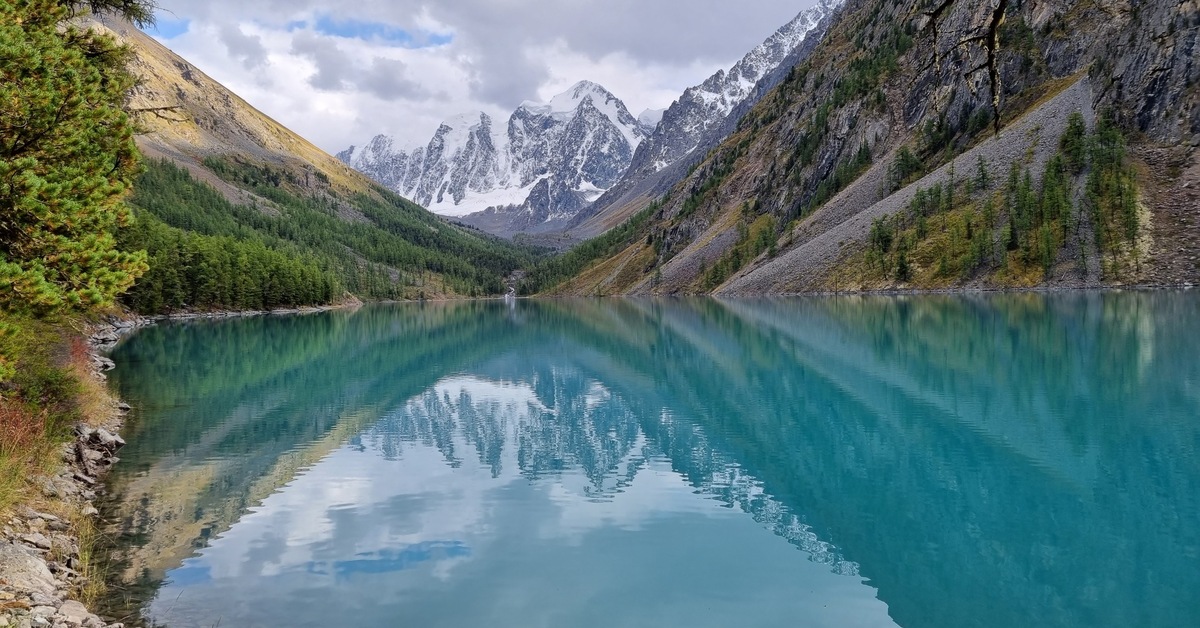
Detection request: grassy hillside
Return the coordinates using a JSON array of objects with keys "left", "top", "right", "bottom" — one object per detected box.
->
[{"left": 533, "top": 0, "right": 1199, "bottom": 296}]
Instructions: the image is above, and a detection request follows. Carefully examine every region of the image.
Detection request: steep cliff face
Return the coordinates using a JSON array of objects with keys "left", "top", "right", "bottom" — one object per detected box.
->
[
  {"left": 632, "top": 0, "right": 844, "bottom": 177},
  {"left": 538, "top": 0, "right": 1199, "bottom": 296},
  {"left": 564, "top": 0, "right": 843, "bottom": 239}
]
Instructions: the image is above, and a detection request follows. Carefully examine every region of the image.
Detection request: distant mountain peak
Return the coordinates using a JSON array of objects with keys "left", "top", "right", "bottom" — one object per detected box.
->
[
  {"left": 339, "top": 80, "right": 645, "bottom": 221},
  {"left": 441, "top": 110, "right": 490, "bottom": 130},
  {"left": 563, "top": 0, "right": 843, "bottom": 240},
  {"left": 640, "top": 0, "right": 844, "bottom": 171},
  {"left": 340, "top": 2, "right": 844, "bottom": 237},
  {"left": 520, "top": 81, "right": 623, "bottom": 119},
  {"left": 638, "top": 108, "right": 666, "bottom": 130}
]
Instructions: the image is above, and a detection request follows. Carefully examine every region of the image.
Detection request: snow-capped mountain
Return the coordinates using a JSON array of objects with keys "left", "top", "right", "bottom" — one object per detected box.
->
[
  {"left": 564, "top": 0, "right": 843, "bottom": 238},
  {"left": 337, "top": 81, "right": 646, "bottom": 224},
  {"left": 340, "top": 1, "right": 842, "bottom": 238},
  {"left": 630, "top": 0, "right": 842, "bottom": 177}
]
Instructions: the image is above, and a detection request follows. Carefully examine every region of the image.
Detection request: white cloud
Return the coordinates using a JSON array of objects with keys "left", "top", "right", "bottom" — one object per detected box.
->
[
  {"left": 142, "top": 372, "right": 895, "bottom": 628},
  {"left": 146, "top": 1, "right": 821, "bottom": 153}
]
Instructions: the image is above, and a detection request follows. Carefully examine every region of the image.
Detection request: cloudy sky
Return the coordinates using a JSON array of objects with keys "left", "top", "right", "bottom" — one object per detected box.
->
[{"left": 146, "top": 0, "right": 819, "bottom": 154}]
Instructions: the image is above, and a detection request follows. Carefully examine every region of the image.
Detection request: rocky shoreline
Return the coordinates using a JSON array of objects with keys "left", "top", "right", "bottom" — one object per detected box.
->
[{"left": 0, "top": 316, "right": 151, "bottom": 628}]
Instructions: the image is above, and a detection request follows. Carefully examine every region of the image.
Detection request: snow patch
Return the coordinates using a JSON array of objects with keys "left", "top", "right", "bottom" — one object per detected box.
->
[
  {"left": 426, "top": 177, "right": 548, "bottom": 217},
  {"left": 576, "top": 180, "right": 606, "bottom": 203},
  {"left": 637, "top": 108, "right": 666, "bottom": 129}
]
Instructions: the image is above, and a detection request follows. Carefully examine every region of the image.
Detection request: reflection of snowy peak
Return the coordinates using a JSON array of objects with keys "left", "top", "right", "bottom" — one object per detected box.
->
[{"left": 338, "top": 81, "right": 646, "bottom": 223}]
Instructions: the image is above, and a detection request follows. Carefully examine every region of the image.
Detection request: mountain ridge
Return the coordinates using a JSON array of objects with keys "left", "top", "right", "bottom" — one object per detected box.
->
[
  {"left": 530, "top": 0, "right": 1199, "bottom": 297},
  {"left": 563, "top": 1, "right": 841, "bottom": 240},
  {"left": 342, "top": 1, "right": 842, "bottom": 239},
  {"left": 470, "top": 0, "right": 843, "bottom": 240},
  {"left": 338, "top": 80, "right": 646, "bottom": 223}
]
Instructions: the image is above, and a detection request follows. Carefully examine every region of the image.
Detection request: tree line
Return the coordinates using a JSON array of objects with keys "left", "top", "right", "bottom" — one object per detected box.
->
[
  {"left": 865, "top": 112, "right": 1141, "bottom": 285},
  {"left": 117, "top": 157, "right": 534, "bottom": 313}
]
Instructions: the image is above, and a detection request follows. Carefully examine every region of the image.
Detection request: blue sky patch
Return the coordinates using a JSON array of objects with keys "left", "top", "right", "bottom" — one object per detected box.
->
[
  {"left": 311, "top": 15, "right": 453, "bottom": 48},
  {"left": 146, "top": 16, "right": 190, "bottom": 39},
  {"left": 303, "top": 541, "right": 471, "bottom": 580},
  {"left": 165, "top": 563, "right": 212, "bottom": 586}
]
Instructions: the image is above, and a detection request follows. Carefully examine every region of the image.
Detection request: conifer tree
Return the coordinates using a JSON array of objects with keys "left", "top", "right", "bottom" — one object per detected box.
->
[
  {"left": 0, "top": 0, "right": 148, "bottom": 314},
  {"left": 59, "top": 0, "right": 157, "bottom": 26}
]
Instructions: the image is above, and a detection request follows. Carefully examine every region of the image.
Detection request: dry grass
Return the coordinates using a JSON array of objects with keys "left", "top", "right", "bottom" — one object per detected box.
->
[
  {"left": 66, "top": 335, "right": 117, "bottom": 429},
  {"left": 0, "top": 315, "right": 67, "bottom": 512},
  {"left": 0, "top": 315, "right": 120, "bottom": 606},
  {"left": 555, "top": 241, "right": 645, "bottom": 296},
  {"left": 72, "top": 511, "right": 109, "bottom": 606},
  {"left": 992, "top": 256, "right": 1052, "bottom": 287},
  {"left": 0, "top": 316, "right": 114, "bottom": 515},
  {"left": 609, "top": 247, "right": 657, "bottom": 292},
  {"left": 0, "top": 401, "right": 56, "bottom": 513}
]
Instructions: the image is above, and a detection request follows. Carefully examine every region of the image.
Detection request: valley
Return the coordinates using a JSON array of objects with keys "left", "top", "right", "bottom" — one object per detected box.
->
[{"left": 1, "top": 1, "right": 1198, "bottom": 626}]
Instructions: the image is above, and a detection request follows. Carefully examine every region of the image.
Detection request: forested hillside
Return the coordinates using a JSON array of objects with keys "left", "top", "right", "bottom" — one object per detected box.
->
[
  {"left": 83, "top": 16, "right": 532, "bottom": 314},
  {"left": 118, "top": 159, "right": 531, "bottom": 312},
  {"left": 530, "top": 0, "right": 1199, "bottom": 296}
]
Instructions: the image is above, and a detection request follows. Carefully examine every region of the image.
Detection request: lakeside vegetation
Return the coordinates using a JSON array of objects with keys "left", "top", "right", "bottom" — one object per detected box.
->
[
  {"left": 0, "top": 0, "right": 146, "bottom": 317},
  {"left": 0, "top": 0, "right": 533, "bottom": 522},
  {"left": 853, "top": 113, "right": 1142, "bottom": 287},
  {"left": 117, "top": 158, "right": 536, "bottom": 313},
  {"left": 0, "top": 317, "right": 111, "bottom": 511},
  {"left": 0, "top": 9, "right": 153, "bottom": 610}
]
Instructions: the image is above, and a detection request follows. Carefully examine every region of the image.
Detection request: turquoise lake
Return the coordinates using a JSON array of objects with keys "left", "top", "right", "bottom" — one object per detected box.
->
[{"left": 100, "top": 293, "right": 1200, "bottom": 627}]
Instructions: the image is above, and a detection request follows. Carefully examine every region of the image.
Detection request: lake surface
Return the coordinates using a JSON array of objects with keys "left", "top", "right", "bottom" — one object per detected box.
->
[{"left": 100, "top": 293, "right": 1200, "bottom": 628}]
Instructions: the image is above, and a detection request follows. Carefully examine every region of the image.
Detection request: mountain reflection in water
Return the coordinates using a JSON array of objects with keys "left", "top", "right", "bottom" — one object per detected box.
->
[{"left": 101, "top": 293, "right": 1200, "bottom": 628}]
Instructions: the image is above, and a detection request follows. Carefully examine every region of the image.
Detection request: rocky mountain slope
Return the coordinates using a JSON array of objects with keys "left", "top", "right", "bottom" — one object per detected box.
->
[
  {"left": 337, "top": 81, "right": 646, "bottom": 231},
  {"left": 565, "top": 0, "right": 844, "bottom": 240},
  {"left": 87, "top": 16, "right": 528, "bottom": 305},
  {"left": 533, "top": 0, "right": 1199, "bottom": 296},
  {"left": 342, "top": 2, "right": 844, "bottom": 239}
]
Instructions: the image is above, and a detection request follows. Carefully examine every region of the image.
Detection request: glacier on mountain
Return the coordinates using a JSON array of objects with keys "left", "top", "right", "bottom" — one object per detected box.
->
[
  {"left": 630, "top": 0, "right": 843, "bottom": 177},
  {"left": 338, "top": 81, "right": 645, "bottom": 219}
]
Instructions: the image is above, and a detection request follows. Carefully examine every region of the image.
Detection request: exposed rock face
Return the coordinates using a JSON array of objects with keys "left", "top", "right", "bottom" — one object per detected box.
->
[
  {"left": 629, "top": 0, "right": 843, "bottom": 178},
  {"left": 541, "top": 0, "right": 1199, "bottom": 296},
  {"left": 564, "top": 0, "right": 843, "bottom": 238},
  {"left": 339, "top": 81, "right": 646, "bottom": 229},
  {"left": 1100, "top": 0, "right": 1200, "bottom": 144},
  {"left": 0, "top": 543, "right": 57, "bottom": 595}
]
